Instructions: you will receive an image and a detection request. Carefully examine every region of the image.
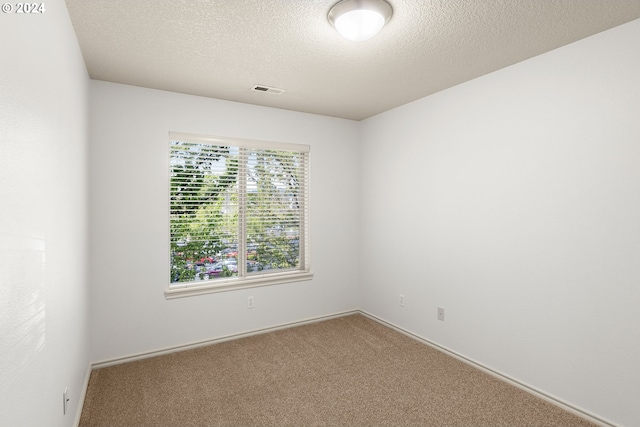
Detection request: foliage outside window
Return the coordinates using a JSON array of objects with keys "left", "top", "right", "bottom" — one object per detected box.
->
[{"left": 168, "top": 132, "right": 311, "bottom": 297}]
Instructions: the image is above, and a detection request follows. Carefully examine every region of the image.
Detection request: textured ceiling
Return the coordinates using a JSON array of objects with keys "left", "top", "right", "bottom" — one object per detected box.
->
[{"left": 65, "top": 0, "right": 639, "bottom": 121}]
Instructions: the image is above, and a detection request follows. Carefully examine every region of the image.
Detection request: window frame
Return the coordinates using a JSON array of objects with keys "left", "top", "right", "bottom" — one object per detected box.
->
[{"left": 165, "top": 131, "right": 312, "bottom": 299}]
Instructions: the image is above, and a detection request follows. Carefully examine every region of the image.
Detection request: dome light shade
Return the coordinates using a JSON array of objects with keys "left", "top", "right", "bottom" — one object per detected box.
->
[{"left": 328, "top": 0, "right": 393, "bottom": 41}]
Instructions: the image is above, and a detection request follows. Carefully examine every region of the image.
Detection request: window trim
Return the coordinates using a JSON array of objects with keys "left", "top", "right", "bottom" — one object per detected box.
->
[
  {"left": 165, "top": 270, "right": 313, "bottom": 299},
  {"left": 165, "top": 132, "right": 312, "bottom": 299},
  {"left": 169, "top": 132, "right": 310, "bottom": 154}
]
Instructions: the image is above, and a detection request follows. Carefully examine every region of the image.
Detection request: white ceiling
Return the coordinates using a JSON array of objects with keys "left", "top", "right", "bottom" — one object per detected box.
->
[{"left": 65, "top": 0, "right": 639, "bottom": 121}]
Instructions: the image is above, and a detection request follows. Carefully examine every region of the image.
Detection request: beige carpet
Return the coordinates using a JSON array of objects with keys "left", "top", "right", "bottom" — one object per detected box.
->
[{"left": 79, "top": 314, "right": 595, "bottom": 427}]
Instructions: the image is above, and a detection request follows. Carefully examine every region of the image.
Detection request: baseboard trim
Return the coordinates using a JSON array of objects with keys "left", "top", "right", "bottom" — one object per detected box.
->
[
  {"left": 91, "top": 309, "right": 359, "bottom": 369},
  {"left": 74, "top": 364, "right": 91, "bottom": 427},
  {"left": 358, "top": 310, "right": 618, "bottom": 427}
]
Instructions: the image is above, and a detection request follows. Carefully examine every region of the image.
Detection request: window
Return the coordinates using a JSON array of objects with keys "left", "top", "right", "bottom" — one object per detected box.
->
[{"left": 166, "top": 132, "right": 311, "bottom": 298}]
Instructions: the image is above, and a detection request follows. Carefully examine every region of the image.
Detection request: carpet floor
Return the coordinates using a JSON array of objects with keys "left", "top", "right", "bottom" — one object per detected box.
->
[{"left": 79, "top": 314, "right": 595, "bottom": 426}]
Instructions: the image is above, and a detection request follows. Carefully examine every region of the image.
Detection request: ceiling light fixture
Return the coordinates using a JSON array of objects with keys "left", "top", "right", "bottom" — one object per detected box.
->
[{"left": 328, "top": 0, "right": 393, "bottom": 42}]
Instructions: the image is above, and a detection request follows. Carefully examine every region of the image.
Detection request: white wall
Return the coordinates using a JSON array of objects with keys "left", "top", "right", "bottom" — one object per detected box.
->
[
  {"left": 360, "top": 19, "right": 640, "bottom": 427},
  {"left": 88, "top": 82, "right": 360, "bottom": 362},
  {"left": 0, "top": 1, "right": 90, "bottom": 426}
]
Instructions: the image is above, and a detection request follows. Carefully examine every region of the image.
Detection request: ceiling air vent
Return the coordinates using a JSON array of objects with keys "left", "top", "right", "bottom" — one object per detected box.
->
[{"left": 251, "top": 84, "right": 285, "bottom": 95}]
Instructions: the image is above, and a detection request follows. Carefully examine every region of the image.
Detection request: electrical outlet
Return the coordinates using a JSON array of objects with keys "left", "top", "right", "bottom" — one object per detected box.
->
[
  {"left": 63, "top": 388, "right": 69, "bottom": 415},
  {"left": 437, "top": 307, "right": 445, "bottom": 321},
  {"left": 247, "top": 296, "right": 254, "bottom": 309},
  {"left": 399, "top": 294, "right": 405, "bottom": 307}
]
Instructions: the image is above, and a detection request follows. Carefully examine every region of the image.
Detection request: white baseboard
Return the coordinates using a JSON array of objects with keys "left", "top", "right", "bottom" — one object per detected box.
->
[
  {"left": 358, "top": 310, "right": 618, "bottom": 427},
  {"left": 73, "top": 364, "right": 91, "bottom": 427},
  {"left": 91, "top": 309, "right": 359, "bottom": 369}
]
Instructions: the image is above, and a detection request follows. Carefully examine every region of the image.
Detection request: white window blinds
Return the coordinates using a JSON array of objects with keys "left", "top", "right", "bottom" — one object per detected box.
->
[{"left": 168, "top": 132, "right": 310, "bottom": 295}]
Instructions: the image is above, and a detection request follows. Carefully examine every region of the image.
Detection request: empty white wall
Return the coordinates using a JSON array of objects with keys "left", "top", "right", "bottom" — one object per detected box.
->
[
  {"left": 0, "top": 1, "right": 90, "bottom": 426},
  {"left": 88, "top": 82, "right": 360, "bottom": 363},
  {"left": 360, "top": 19, "right": 640, "bottom": 427}
]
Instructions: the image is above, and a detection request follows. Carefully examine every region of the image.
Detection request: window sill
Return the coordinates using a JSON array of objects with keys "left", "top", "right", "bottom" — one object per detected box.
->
[{"left": 165, "top": 271, "right": 313, "bottom": 299}]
